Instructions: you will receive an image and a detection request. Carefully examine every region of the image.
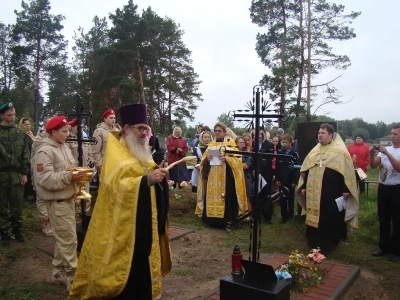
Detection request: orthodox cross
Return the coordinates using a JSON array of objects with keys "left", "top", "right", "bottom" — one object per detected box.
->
[
  {"left": 66, "top": 94, "right": 95, "bottom": 167},
  {"left": 224, "top": 86, "right": 293, "bottom": 263}
]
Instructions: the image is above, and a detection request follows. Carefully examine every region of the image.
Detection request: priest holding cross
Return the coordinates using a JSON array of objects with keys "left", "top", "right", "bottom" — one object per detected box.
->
[{"left": 297, "top": 123, "right": 359, "bottom": 253}]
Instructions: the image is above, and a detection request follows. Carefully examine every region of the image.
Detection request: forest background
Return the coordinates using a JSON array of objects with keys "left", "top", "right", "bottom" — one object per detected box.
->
[{"left": 1, "top": 0, "right": 398, "bottom": 141}]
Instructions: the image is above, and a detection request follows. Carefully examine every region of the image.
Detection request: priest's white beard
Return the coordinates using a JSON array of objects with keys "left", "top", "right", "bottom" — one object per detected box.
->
[{"left": 124, "top": 131, "right": 152, "bottom": 162}]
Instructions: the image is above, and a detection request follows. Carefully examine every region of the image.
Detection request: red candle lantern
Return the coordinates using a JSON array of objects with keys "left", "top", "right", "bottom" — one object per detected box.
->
[{"left": 231, "top": 245, "right": 243, "bottom": 276}]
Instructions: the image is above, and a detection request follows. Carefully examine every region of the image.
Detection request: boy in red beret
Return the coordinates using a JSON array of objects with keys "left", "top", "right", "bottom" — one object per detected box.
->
[
  {"left": 92, "top": 109, "right": 121, "bottom": 174},
  {"left": 32, "top": 115, "right": 88, "bottom": 291}
]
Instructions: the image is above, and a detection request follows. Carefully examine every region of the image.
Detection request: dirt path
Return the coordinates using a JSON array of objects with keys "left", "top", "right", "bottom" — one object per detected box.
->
[
  {"left": 162, "top": 229, "right": 391, "bottom": 300},
  {"left": 0, "top": 227, "right": 392, "bottom": 300}
]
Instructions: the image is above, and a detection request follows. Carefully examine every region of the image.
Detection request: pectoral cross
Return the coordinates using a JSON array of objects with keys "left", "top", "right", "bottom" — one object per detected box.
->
[{"left": 319, "top": 158, "right": 323, "bottom": 167}]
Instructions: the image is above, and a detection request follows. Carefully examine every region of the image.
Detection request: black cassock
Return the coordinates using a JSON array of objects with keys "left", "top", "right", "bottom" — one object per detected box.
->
[{"left": 302, "top": 168, "right": 348, "bottom": 253}]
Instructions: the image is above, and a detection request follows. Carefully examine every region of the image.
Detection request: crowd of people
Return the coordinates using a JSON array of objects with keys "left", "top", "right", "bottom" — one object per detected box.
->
[
  {"left": 0, "top": 99, "right": 399, "bottom": 299},
  {"left": 192, "top": 124, "right": 300, "bottom": 226}
]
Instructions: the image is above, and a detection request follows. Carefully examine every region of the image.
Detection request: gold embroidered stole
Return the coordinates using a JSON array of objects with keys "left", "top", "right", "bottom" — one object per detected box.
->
[
  {"left": 297, "top": 133, "right": 359, "bottom": 229},
  {"left": 195, "top": 138, "right": 248, "bottom": 218}
]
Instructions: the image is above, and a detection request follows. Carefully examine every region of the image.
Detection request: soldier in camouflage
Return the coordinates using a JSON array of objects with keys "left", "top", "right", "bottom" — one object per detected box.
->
[{"left": 0, "top": 102, "right": 30, "bottom": 246}]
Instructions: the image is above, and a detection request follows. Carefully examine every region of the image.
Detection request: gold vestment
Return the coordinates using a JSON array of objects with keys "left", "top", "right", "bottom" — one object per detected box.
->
[
  {"left": 297, "top": 133, "right": 359, "bottom": 230},
  {"left": 195, "top": 138, "right": 248, "bottom": 218},
  {"left": 69, "top": 133, "right": 171, "bottom": 300}
]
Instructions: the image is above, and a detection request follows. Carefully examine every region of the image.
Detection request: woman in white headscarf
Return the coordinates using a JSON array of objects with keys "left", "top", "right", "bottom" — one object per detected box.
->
[{"left": 191, "top": 130, "right": 213, "bottom": 193}]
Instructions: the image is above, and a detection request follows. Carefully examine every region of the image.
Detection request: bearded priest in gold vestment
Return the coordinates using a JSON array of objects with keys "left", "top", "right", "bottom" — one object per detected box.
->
[
  {"left": 297, "top": 123, "right": 359, "bottom": 253},
  {"left": 69, "top": 104, "right": 171, "bottom": 300}
]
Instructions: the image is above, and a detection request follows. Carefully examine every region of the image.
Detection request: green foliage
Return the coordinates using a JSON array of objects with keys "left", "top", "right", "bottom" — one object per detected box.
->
[
  {"left": 352, "top": 127, "right": 370, "bottom": 141},
  {"left": 2, "top": 0, "right": 202, "bottom": 135},
  {"left": 11, "top": 0, "right": 68, "bottom": 129},
  {"left": 217, "top": 113, "right": 234, "bottom": 128},
  {"left": 71, "top": 1, "right": 203, "bottom": 134},
  {"left": 0, "top": 22, "right": 16, "bottom": 99},
  {"left": 250, "top": 0, "right": 361, "bottom": 121}
]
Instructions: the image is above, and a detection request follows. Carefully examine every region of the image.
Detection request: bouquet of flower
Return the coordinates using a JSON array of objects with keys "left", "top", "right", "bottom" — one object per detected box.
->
[{"left": 276, "top": 248, "right": 326, "bottom": 293}]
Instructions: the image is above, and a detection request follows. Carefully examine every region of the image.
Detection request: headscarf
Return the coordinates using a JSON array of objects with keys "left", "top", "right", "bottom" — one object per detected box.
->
[
  {"left": 172, "top": 126, "right": 182, "bottom": 138},
  {"left": 19, "top": 117, "right": 35, "bottom": 140},
  {"left": 198, "top": 131, "right": 213, "bottom": 149}
]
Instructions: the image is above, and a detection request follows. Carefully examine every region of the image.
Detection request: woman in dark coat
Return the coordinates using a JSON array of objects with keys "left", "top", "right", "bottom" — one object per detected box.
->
[{"left": 166, "top": 127, "right": 190, "bottom": 188}]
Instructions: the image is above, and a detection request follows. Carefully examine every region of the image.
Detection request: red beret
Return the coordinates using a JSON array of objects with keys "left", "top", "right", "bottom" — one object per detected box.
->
[
  {"left": 46, "top": 116, "right": 68, "bottom": 132},
  {"left": 102, "top": 109, "right": 115, "bottom": 119},
  {"left": 68, "top": 118, "right": 77, "bottom": 127}
]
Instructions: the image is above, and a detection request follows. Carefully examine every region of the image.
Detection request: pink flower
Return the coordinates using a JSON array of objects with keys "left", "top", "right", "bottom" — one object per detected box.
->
[
  {"left": 180, "top": 181, "right": 188, "bottom": 187},
  {"left": 307, "top": 248, "right": 326, "bottom": 263},
  {"left": 167, "top": 180, "right": 175, "bottom": 186}
]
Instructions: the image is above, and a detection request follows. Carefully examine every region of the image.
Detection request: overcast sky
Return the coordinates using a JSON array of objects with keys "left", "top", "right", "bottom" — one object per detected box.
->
[{"left": 2, "top": 0, "right": 399, "bottom": 128}]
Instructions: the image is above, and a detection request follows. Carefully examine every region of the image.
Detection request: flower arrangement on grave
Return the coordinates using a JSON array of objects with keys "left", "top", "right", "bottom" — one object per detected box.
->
[{"left": 275, "top": 248, "right": 327, "bottom": 293}]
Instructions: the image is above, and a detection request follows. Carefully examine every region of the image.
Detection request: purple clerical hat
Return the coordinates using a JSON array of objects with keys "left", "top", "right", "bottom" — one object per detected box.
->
[{"left": 119, "top": 104, "right": 148, "bottom": 126}]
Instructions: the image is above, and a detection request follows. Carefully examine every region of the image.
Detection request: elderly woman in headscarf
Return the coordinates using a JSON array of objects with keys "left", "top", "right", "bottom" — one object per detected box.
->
[
  {"left": 191, "top": 130, "right": 213, "bottom": 193},
  {"left": 166, "top": 126, "right": 190, "bottom": 189}
]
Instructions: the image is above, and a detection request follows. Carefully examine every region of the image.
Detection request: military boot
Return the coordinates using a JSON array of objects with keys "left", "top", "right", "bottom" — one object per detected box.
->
[
  {"left": 12, "top": 228, "right": 25, "bottom": 242},
  {"left": 0, "top": 230, "right": 11, "bottom": 246}
]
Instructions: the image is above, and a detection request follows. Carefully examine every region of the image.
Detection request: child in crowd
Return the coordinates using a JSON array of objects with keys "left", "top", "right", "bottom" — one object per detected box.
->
[{"left": 277, "top": 134, "right": 299, "bottom": 223}]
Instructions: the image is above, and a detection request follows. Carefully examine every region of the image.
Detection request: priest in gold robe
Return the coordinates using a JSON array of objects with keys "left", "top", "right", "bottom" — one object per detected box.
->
[
  {"left": 69, "top": 104, "right": 171, "bottom": 300},
  {"left": 195, "top": 122, "right": 248, "bottom": 227},
  {"left": 297, "top": 123, "right": 359, "bottom": 253}
]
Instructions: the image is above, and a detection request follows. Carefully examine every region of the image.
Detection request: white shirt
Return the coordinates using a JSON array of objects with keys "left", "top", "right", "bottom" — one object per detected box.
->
[{"left": 378, "top": 146, "right": 400, "bottom": 185}]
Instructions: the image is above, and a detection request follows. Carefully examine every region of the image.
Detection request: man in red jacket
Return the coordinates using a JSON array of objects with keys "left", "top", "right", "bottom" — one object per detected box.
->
[{"left": 348, "top": 134, "right": 370, "bottom": 194}]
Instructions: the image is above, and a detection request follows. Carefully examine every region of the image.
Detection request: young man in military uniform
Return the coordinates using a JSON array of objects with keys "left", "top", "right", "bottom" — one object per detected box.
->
[
  {"left": 92, "top": 109, "right": 121, "bottom": 173},
  {"left": 0, "top": 102, "right": 30, "bottom": 246},
  {"left": 32, "top": 116, "right": 88, "bottom": 290}
]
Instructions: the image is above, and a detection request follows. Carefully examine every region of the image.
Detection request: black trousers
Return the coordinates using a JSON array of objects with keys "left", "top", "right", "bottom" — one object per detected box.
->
[
  {"left": 259, "top": 179, "right": 274, "bottom": 222},
  {"left": 377, "top": 184, "right": 400, "bottom": 255},
  {"left": 355, "top": 172, "right": 365, "bottom": 194},
  {"left": 280, "top": 184, "right": 295, "bottom": 220},
  {"left": 111, "top": 254, "right": 152, "bottom": 300}
]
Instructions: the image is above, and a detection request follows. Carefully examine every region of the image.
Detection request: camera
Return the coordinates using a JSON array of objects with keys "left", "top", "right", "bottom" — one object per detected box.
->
[{"left": 373, "top": 145, "right": 380, "bottom": 150}]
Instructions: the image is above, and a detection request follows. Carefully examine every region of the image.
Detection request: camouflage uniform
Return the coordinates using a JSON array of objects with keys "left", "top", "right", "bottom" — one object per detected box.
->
[{"left": 0, "top": 123, "right": 30, "bottom": 231}]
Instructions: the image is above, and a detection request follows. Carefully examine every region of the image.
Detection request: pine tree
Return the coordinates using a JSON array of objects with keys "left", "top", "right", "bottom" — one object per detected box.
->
[
  {"left": 12, "top": 0, "right": 67, "bottom": 127},
  {"left": 250, "top": 0, "right": 360, "bottom": 122}
]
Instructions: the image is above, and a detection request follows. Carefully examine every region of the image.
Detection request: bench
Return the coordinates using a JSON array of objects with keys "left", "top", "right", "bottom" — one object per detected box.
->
[{"left": 358, "top": 180, "right": 380, "bottom": 195}]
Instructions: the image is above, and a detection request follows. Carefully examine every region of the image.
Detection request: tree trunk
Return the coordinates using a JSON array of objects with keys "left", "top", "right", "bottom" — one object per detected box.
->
[
  {"left": 306, "top": 0, "right": 312, "bottom": 122},
  {"left": 135, "top": 49, "right": 145, "bottom": 104},
  {"left": 34, "top": 38, "right": 41, "bottom": 130},
  {"left": 296, "top": 0, "right": 305, "bottom": 119},
  {"left": 279, "top": 0, "right": 287, "bottom": 128},
  {"left": 149, "top": 67, "right": 155, "bottom": 128}
]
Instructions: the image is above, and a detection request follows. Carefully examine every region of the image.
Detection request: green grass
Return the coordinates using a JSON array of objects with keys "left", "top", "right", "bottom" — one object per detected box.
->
[
  {"left": 170, "top": 168, "right": 400, "bottom": 299},
  {"left": 0, "top": 166, "right": 397, "bottom": 299},
  {"left": 0, "top": 283, "right": 65, "bottom": 300}
]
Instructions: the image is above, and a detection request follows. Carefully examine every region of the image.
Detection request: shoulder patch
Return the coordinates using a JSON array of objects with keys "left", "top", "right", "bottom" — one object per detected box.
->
[{"left": 37, "top": 164, "right": 43, "bottom": 172}]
